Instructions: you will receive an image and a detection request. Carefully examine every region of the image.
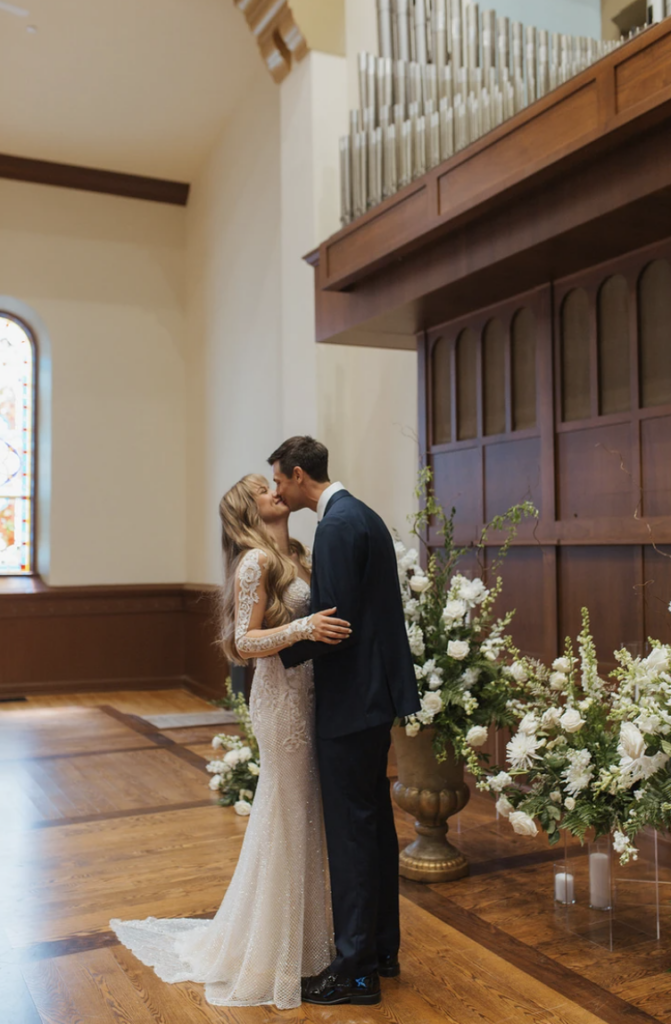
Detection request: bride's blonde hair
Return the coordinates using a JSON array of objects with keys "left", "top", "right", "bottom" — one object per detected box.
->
[{"left": 219, "top": 474, "right": 310, "bottom": 665}]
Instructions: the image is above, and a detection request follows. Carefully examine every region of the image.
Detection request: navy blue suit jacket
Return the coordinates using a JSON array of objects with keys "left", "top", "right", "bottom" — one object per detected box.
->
[{"left": 281, "top": 490, "right": 421, "bottom": 739}]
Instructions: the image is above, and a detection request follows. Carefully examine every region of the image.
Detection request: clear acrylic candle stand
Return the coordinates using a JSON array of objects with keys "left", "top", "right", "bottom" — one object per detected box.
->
[{"left": 557, "top": 829, "right": 662, "bottom": 951}]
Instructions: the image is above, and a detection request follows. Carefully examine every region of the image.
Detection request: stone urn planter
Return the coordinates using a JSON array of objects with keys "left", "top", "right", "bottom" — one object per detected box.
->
[{"left": 392, "top": 725, "right": 470, "bottom": 882}]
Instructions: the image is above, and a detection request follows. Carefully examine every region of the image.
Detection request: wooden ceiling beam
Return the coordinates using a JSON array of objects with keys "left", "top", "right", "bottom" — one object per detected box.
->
[{"left": 233, "top": 0, "right": 308, "bottom": 84}]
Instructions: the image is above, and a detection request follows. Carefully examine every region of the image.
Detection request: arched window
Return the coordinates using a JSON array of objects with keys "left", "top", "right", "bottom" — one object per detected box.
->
[{"left": 0, "top": 315, "right": 36, "bottom": 574}]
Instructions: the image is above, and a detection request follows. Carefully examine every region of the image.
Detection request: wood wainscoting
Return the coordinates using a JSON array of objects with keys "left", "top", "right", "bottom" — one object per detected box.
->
[{"left": 0, "top": 581, "right": 229, "bottom": 702}]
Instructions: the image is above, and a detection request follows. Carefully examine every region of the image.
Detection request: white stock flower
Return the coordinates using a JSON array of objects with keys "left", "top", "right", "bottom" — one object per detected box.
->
[
  {"left": 407, "top": 623, "right": 426, "bottom": 660},
  {"left": 541, "top": 707, "right": 562, "bottom": 730},
  {"left": 635, "top": 713, "right": 662, "bottom": 735},
  {"left": 549, "top": 671, "right": 568, "bottom": 691},
  {"left": 234, "top": 800, "right": 253, "bottom": 816},
  {"left": 507, "top": 731, "right": 542, "bottom": 770},
  {"left": 550, "top": 791, "right": 562, "bottom": 803},
  {"left": 562, "top": 749, "right": 594, "bottom": 796},
  {"left": 552, "top": 657, "right": 572, "bottom": 674},
  {"left": 643, "top": 647, "right": 670, "bottom": 675},
  {"left": 248, "top": 762, "right": 260, "bottom": 776},
  {"left": 414, "top": 663, "right": 423, "bottom": 680},
  {"left": 428, "top": 673, "right": 443, "bottom": 691},
  {"left": 509, "top": 662, "right": 528, "bottom": 684},
  {"left": 452, "top": 576, "right": 488, "bottom": 608},
  {"left": 564, "top": 796, "right": 576, "bottom": 811},
  {"left": 560, "top": 707, "right": 585, "bottom": 734},
  {"left": 461, "top": 667, "right": 481, "bottom": 687},
  {"left": 410, "top": 574, "right": 431, "bottom": 594},
  {"left": 212, "top": 736, "right": 223, "bottom": 749},
  {"left": 209, "top": 774, "right": 222, "bottom": 790},
  {"left": 466, "top": 725, "right": 488, "bottom": 747},
  {"left": 442, "top": 599, "right": 468, "bottom": 626},
  {"left": 496, "top": 795, "right": 514, "bottom": 818},
  {"left": 489, "top": 771, "right": 512, "bottom": 793},
  {"left": 448, "top": 639, "right": 470, "bottom": 661},
  {"left": 518, "top": 712, "right": 540, "bottom": 735},
  {"left": 405, "top": 719, "right": 421, "bottom": 738},
  {"left": 237, "top": 746, "right": 253, "bottom": 763},
  {"left": 404, "top": 598, "right": 420, "bottom": 621},
  {"left": 223, "top": 749, "right": 241, "bottom": 767},
  {"left": 509, "top": 811, "right": 538, "bottom": 837}
]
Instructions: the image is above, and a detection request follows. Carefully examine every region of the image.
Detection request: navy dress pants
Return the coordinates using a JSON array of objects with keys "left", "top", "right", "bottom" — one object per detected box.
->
[{"left": 316, "top": 721, "right": 400, "bottom": 977}]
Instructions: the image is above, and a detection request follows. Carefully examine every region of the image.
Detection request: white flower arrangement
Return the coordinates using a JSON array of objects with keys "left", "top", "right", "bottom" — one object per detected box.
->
[
  {"left": 208, "top": 678, "right": 261, "bottom": 814},
  {"left": 396, "top": 467, "right": 537, "bottom": 775},
  {"left": 480, "top": 609, "right": 671, "bottom": 863}
]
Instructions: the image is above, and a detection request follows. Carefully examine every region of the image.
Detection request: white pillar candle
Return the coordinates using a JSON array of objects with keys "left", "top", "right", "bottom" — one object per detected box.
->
[
  {"left": 589, "top": 852, "right": 611, "bottom": 910},
  {"left": 554, "top": 871, "right": 574, "bottom": 904}
]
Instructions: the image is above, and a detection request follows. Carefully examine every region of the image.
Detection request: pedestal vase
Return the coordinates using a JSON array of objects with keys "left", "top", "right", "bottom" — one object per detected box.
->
[{"left": 392, "top": 725, "right": 470, "bottom": 882}]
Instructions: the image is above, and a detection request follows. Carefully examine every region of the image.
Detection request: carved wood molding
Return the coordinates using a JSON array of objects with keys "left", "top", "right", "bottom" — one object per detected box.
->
[{"left": 234, "top": 0, "right": 308, "bottom": 83}]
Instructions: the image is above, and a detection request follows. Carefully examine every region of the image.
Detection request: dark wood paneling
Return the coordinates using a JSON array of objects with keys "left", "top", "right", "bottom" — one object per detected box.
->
[
  {"left": 0, "top": 153, "right": 189, "bottom": 206},
  {"left": 484, "top": 437, "right": 542, "bottom": 522},
  {"left": 438, "top": 82, "right": 598, "bottom": 216},
  {"left": 641, "top": 414, "right": 671, "bottom": 518},
  {"left": 0, "top": 584, "right": 228, "bottom": 699},
  {"left": 558, "top": 546, "right": 642, "bottom": 663},
  {"left": 616, "top": 28, "right": 671, "bottom": 114},
  {"left": 642, "top": 545, "right": 671, "bottom": 645},
  {"left": 557, "top": 422, "right": 635, "bottom": 520},
  {"left": 490, "top": 545, "right": 546, "bottom": 660},
  {"left": 432, "top": 447, "right": 482, "bottom": 529}
]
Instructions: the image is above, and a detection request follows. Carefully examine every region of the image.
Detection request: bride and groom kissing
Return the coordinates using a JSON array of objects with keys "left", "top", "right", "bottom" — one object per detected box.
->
[{"left": 112, "top": 435, "right": 421, "bottom": 1010}]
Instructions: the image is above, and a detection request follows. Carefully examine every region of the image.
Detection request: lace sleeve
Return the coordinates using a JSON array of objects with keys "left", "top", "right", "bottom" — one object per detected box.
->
[{"left": 235, "top": 550, "right": 315, "bottom": 657}]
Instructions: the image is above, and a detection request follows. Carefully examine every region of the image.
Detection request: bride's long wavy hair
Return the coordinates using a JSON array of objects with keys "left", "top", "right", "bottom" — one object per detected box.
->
[{"left": 219, "top": 474, "right": 310, "bottom": 665}]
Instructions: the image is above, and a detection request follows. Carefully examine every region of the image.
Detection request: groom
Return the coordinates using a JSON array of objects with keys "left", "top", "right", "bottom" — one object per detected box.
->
[{"left": 269, "top": 436, "right": 420, "bottom": 1006}]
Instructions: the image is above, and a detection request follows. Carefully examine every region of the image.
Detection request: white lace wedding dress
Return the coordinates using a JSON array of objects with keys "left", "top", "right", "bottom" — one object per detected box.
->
[{"left": 111, "top": 549, "right": 335, "bottom": 1009}]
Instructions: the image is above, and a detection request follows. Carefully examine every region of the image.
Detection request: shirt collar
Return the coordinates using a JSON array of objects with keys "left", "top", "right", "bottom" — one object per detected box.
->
[{"left": 317, "top": 481, "right": 345, "bottom": 522}]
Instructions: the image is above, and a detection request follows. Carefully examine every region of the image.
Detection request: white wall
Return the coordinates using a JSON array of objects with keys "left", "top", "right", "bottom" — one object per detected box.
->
[
  {"left": 185, "top": 65, "right": 283, "bottom": 585},
  {"left": 0, "top": 180, "right": 187, "bottom": 586}
]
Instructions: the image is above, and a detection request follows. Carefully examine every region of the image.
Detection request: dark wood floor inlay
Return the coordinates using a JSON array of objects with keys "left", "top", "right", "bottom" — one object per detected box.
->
[
  {"left": 26, "top": 798, "right": 218, "bottom": 830},
  {"left": 99, "top": 705, "right": 210, "bottom": 771},
  {"left": 400, "top": 879, "right": 662, "bottom": 1024}
]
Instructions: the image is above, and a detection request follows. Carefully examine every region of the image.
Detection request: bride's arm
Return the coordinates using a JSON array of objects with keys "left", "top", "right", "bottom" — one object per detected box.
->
[{"left": 235, "top": 549, "right": 350, "bottom": 660}]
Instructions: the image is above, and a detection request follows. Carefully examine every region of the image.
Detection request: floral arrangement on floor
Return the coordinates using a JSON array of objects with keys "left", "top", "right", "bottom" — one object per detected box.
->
[
  {"left": 480, "top": 609, "right": 671, "bottom": 862},
  {"left": 396, "top": 466, "right": 537, "bottom": 776},
  {"left": 207, "top": 678, "right": 260, "bottom": 816}
]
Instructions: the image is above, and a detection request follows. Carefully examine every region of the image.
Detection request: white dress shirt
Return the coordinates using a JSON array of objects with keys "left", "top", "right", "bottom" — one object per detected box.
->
[{"left": 317, "top": 481, "right": 346, "bottom": 522}]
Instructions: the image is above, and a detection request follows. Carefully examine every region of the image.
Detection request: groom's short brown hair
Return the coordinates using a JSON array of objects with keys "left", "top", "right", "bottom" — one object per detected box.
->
[{"left": 268, "top": 436, "right": 329, "bottom": 483}]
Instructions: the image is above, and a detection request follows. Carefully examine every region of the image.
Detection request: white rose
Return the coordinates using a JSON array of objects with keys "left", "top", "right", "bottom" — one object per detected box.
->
[
  {"left": 496, "top": 795, "right": 514, "bottom": 818},
  {"left": 237, "top": 746, "right": 253, "bottom": 763},
  {"left": 414, "top": 663, "right": 424, "bottom": 680},
  {"left": 466, "top": 725, "right": 488, "bottom": 747},
  {"left": 209, "top": 774, "right": 222, "bottom": 790},
  {"left": 239, "top": 789, "right": 254, "bottom": 801},
  {"left": 428, "top": 673, "right": 443, "bottom": 691},
  {"left": 509, "top": 811, "right": 538, "bottom": 837},
  {"left": 234, "top": 800, "right": 253, "bottom": 816},
  {"left": 550, "top": 791, "right": 562, "bottom": 803},
  {"left": 212, "top": 736, "right": 223, "bottom": 749},
  {"left": 443, "top": 599, "right": 467, "bottom": 625},
  {"left": 248, "top": 762, "right": 260, "bottom": 776},
  {"left": 619, "top": 721, "right": 646, "bottom": 761},
  {"left": 565, "top": 796, "right": 576, "bottom": 811},
  {"left": 410, "top": 574, "right": 431, "bottom": 594},
  {"left": 509, "top": 662, "right": 528, "bottom": 683},
  {"left": 552, "top": 657, "right": 572, "bottom": 674},
  {"left": 448, "top": 640, "right": 470, "bottom": 661},
  {"left": 421, "top": 692, "right": 443, "bottom": 718},
  {"left": 489, "top": 771, "right": 512, "bottom": 793},
  {"left": 560, "top": 707, "right": 585, "bottom": 733},
  {"left": 549, "top": 672, "right": 568, "bottom": 691},
  {"left": 223, "top": 749, "right": 240, "bottom": 767},
  {"left": 405, "top": 720, "right": 421, "bottom": 738},
  {"left": 541, "top": 707, "right": 562, "bottom": 730},
  {"left": 518, "top": 713, "right": 539, "bottom": 735}
]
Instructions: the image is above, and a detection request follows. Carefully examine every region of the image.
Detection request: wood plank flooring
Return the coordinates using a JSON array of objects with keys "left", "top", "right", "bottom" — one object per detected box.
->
[{"left": 1, "top": 688, "right": 670, "bottom": 1023}]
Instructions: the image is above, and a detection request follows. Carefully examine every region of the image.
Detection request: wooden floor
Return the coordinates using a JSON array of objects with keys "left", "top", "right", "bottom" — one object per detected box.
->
[{"left": 1, "top": 689, "right": 670, "bottom": 1024}]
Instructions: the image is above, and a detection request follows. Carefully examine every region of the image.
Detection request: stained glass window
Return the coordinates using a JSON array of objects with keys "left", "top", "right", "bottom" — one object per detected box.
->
[{"left": 0, "top": 316, "right": 35, "bottom": 575}]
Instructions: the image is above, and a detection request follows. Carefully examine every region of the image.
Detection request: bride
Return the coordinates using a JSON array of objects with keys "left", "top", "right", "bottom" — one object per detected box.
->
[{"left": 111, "top": 474, "right": 351, "bottom": 1009}]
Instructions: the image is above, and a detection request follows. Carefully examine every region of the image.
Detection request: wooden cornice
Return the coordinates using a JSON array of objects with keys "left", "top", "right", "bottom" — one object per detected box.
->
[
  {"left": 234, "top": 0, "right": 308, "bottom": 84},
  {"left": 0, "top": 153, "right": 190, "bottom": 206}
]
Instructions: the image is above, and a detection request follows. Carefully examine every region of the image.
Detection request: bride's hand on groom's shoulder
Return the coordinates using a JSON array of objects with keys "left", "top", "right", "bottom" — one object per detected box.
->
[{"left": 310, "top": 608, "right": 352, "bottom": 645}]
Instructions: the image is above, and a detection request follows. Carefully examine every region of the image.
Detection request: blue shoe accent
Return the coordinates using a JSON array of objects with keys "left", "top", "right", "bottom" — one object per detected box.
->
[{"left": 355, "top": 977, "right": 367, "bottom": 989}]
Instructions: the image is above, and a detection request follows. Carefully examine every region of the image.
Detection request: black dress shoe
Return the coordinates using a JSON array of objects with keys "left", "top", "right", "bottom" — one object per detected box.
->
[
  {"left": 301, "top": 970, "right": 381, "bottom": 1005},
  {"left": 378, "top": 953, "right": 400, "bottom": 978}
]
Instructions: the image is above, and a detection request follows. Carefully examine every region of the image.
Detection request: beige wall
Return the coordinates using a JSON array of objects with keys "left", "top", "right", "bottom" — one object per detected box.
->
[
  {"left": 185, "top": 65, "right": 283, "bottom": 585},
  {"left": 0, "top": 179, "right": 187, "bottom": 586}
]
